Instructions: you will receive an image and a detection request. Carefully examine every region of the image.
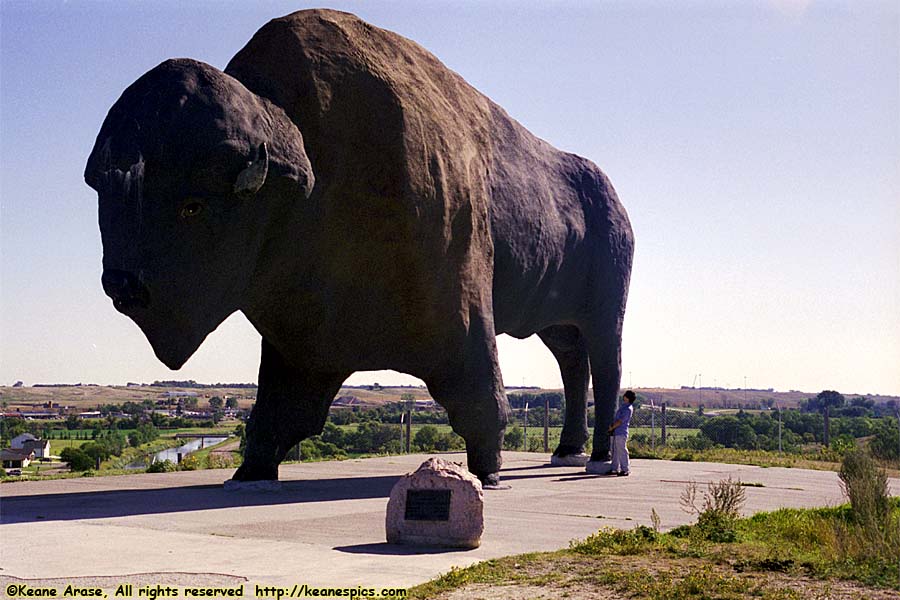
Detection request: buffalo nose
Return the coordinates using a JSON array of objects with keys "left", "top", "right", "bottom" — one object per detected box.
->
[{"left": 101, "top": 269, "right": 150, "bottom": 311}]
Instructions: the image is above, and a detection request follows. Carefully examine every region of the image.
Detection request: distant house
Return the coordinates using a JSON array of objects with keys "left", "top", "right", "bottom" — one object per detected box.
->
[
  {"left": 10, "top": 433, "right": 36, "bottom": 449},
  {"left": 1, "top": 448, "right": 35, "bottom": 469},
  {"left": 22, "top": 439, "right": 51, "bottom": 458},
  {"left": 10, "top": 434, "right": 51, "bottom": 458}
]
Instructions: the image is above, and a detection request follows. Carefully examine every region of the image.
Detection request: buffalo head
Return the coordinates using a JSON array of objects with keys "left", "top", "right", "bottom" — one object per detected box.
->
[{"left": 85, "top": 59, "right": 314, "bottom": 369}]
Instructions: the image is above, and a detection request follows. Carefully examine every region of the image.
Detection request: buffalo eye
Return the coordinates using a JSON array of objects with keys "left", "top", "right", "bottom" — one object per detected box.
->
[{"left": 180, "top": 200, "right": 205, "bottom": 219}]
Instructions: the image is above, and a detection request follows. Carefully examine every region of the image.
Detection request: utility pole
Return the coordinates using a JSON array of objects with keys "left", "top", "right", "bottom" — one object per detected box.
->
[{"left": 778, "top": 404, "right": 783, "bottom": 453}]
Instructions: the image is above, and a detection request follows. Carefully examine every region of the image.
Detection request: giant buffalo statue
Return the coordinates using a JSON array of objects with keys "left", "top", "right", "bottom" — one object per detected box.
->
[{"left": 85, "top": 9, "right": 633, "bottom": 486}]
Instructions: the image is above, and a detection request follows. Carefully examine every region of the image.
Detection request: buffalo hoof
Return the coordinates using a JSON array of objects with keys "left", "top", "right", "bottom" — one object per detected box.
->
[
  {"left": 550, "top": 453, "right": 589, "bottom": 467},
  {"left": 232, "top": 460, "right": 278, "bottom": 482},
  {"left": 589, "top": 451, "right": 608, "bottom": 463},
  {"left": 585, "top": 460, "right": 614, "bottom": 475},
  {"left": 223, "top": 479, "right": 283, "bottom": 492},
  {"left": 480, "top": 472, "right": 510, "bottom": 490},
  {"left": 553, "top": 444, "right": 585, "bottom": 457}
]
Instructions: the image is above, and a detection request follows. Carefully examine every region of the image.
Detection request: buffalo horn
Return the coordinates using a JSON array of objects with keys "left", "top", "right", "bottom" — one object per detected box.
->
[{"left": 234, "top": 142, "right": 269, "bottom": 196}]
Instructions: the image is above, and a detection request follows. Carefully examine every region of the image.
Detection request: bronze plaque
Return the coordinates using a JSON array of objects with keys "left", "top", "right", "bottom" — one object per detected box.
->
[{"left": 405, "top": 489, "right": 452, "bottom": 521}]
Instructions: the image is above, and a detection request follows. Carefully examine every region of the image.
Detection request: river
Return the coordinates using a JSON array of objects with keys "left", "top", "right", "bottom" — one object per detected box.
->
[{"left": 126, "top": 436, "right": 228, "bottom": 469}]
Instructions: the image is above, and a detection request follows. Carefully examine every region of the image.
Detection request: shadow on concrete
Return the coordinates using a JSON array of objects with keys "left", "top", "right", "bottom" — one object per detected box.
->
[
  {"left": 0, "top": 475, "right": 400, "bottom": 525},
  {"left": 499, "top": 463, "right": 555, "bottom": 473},
  {"left": 333, "top": 542, "right": 469, "bottom": 555},
  {"left": 499, "top": 470, "right": 603, "bottom": 482}
]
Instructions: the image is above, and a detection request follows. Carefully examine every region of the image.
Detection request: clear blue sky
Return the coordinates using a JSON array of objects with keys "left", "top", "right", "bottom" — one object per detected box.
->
[{"left": 1, "top": 1, "right": 897, "bottom": 395}]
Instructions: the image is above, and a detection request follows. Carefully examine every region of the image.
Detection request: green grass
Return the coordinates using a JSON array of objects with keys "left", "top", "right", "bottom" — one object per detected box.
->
[{"left": 408, "top": 501, "right": 900, "bottom": 599}]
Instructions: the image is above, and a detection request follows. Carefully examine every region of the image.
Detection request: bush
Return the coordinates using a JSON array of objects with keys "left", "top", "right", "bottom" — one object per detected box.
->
[
  {"left": 347, "top": 421, "right": 400, "bottom": 454},
  {"left": 413, "top": 425, "right": 441, "bottom": 451},
  {"left": 178, "top": 454, "right": 200, "bottom": 471},
  {"left": 60, "top": 447, "right": 94, "bottom": 471},
  {"left": 869, "top": 418, "right": 900, "bottom": 461},
  {"left": 571, "top": 525, "right": 659, "bottom": 556},
  {"left": 503, "top": 426, "right": 524, "bottom": 450},
  {"left": 839, "top": 449, "right": 890, "bottom": 529},
  {"left": 207, "top": 453, "right": 236, "bottom": 469},
  {"left": 300, "top": 438, "right": 347, "bottom": 461},
  {"left": 526, "top": 435, "right": 544, "bottom": 452},
  {"left": 146, "top": 459, "right": 177, "bottom": 473},
  {"left": 680, "top": 477, "right": 746, "bottom": 542}
]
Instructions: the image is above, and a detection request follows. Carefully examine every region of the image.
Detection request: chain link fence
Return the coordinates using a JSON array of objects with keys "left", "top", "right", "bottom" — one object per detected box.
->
[{"left": 505, "top": 393, "right": 900, "bottom": 471}]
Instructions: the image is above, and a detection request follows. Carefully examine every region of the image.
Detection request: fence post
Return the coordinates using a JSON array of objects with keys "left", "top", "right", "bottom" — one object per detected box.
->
[
  {"left": 543, "top": 396, "right": 550, "bottom": 452},
  {"left": 405, "top": 408, "right": 412, "bottom": 454},
  {"left": 661, "top": 403, "right": 667, "bottom": 446},
  {"left": 523, "top": 402, "right": 529, "bottom": 451}
]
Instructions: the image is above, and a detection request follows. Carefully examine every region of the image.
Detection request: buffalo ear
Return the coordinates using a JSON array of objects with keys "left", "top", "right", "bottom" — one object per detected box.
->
[{"left": 233, "top": 142, "right": 268, "bottom": 197}]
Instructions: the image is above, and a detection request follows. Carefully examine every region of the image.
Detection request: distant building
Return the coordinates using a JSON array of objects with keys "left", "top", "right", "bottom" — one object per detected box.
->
[
  {"left": 2, "top": 448, "right": 34, "bottom": 469},
  {"left": 10, "top": 434, "right": 51, "bottom": 458},
  {"left": 332, "top": 396, "right": 361, "bottom": 407},
  {"left": 10, "top": 433, "right": 36, "bottom": 449}
]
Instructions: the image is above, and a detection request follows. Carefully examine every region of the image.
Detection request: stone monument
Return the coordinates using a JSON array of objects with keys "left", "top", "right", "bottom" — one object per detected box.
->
[{"left": 386, "top": 458, "right": 483, "bottom": 549}]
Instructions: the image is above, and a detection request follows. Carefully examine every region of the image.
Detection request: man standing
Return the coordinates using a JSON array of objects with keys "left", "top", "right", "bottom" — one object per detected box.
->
[{"left": 608, "top": 390, "right": 635, "bottom": 476}]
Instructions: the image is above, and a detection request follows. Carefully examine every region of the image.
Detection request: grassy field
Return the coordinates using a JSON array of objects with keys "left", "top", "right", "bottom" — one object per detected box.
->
[{"left": 6, "top": 384, "right": 898, "bottom": 413}]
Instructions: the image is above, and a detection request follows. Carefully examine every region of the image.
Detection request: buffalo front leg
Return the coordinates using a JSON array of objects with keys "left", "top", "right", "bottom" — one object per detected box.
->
[
  {"left": 232, "top": 340, "right": 348, "bottom": 481},
  {"left": 427, "top": 314, "right": 509, "bottom": 487}
]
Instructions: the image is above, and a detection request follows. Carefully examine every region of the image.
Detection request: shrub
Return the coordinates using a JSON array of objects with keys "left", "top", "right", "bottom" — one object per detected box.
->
[
  {"left": 207, "top": 453, "right": 236, "bottom": 469},
  {"left": 60, "top": 447, "right": 94, "bottom": 471},
  {"left": 178, "top": 454, "right": 200, "bottom": 471},
  {"left": 680, "top": 477, "right": 746, "bottom": 542},
  {"left": 839, "top": 449, "right": 890, "bottom": 525},
  {"left": 413, "top": 425, "right": 441, "bottom": 451},
  {"left": 571, "top": 525, "right": 659, "bottom": 556},
  {"left": 526, "top": 435, "right": 544, "bottom": 452},
  {"left": 503, "top": 426, "right": 524, "bottom": 450},
  {"left": 300, "top": 438, "right": 347, "bottom": 461},
  {"left": 146, "top": 459, "right": 177, "bottom": 473}
]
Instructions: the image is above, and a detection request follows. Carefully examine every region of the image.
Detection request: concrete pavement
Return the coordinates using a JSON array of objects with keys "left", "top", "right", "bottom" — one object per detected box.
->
[{"left": 2, "top": 452, "right": 894, "bottom": 591}]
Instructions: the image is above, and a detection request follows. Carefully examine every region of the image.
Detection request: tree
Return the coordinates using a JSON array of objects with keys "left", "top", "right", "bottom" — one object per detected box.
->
[
  {"left": 225, "top": 397, "right": 239, "bottom": 409},
  {"left": 319, "top": 422, "right": 345, "bottom": 447},
  {"left": 60, "top": 447, "right": 94, "bottom": 471},
  {"left": 209, "top": 396, "right": 224, "bottom": 411},
  {"left": 700, "top": 416, "right": 757, "bottom": 449},
  {"left": 413, "top": 425, "right": 441, "bottom": 451},
  {"left": 814, "top": 390, "right": 845, "bottom": 446}
]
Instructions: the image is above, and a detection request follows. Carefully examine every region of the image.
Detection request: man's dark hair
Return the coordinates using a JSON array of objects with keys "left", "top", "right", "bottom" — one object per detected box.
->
[{"left": 624, "top": 390, "right": 636, "bottom": 402}]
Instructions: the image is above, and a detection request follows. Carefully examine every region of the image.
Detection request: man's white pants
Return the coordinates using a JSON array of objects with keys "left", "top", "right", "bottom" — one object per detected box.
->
[{"left": 610, "top": 434, "right": 629, "bottom": 474}]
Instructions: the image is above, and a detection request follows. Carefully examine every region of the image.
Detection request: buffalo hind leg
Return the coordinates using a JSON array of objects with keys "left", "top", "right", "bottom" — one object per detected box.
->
[
  {"left": 426, "top": 314, "right": 509, "bottom": 487},
  {"left": 538, "top": 325, "right": 590, "bottom": 459},
  {"left": 232, "top": 339, "right": 348, "bottom": 481}
]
